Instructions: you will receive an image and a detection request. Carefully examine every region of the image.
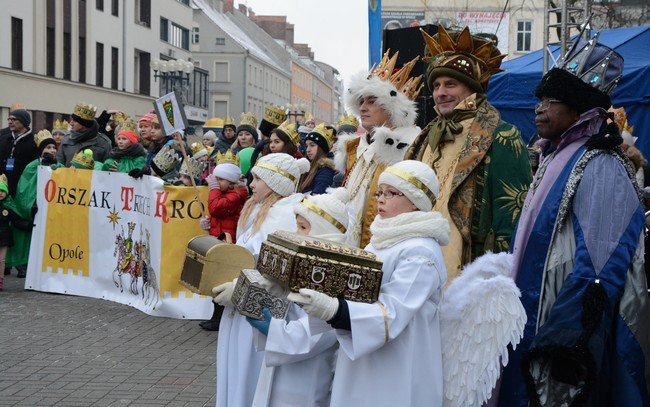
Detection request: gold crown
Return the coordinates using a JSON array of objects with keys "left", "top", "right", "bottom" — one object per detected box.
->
[
  {"left": 53, "top": 119, "right": 69, "bottom": 132},
  {"left": 111, "top": 111, "right": 128, "bottom": 123},
  {"left": 224, "top": 115, "right": 236, "bottom": 127},
  {"left": 179, "top": 156, "right": 206, "bottom": 180},
  {"left": 72, "top": 102, "right": 97, "bottom": 122},
  {"left": 71, "top": 149, "right": 95, "bottom": 169},
  {"left": 276, "top": 120, "right": 300, "bottom": 145},
  {"left": 609, "top": 106, "right": 634, "bottom": 135},
  {"left": 217, "top": 149, "right": 240, "bottom": 166},
  {"left": 35, "top": 130, "right": 54, "bottom": 148},
  {"left": 117, "top": 117, "right": 137, "bottom": 135},
  {"left": 0, "top": 173, "right": 7, "bottom": 187},
  {"left": 308, "top": 123, "right": 334, "bottom": 149},
  {"left": 263, "top": 105, "right": 287, "bottom": 126},
  {"left": 421, "top": 25, "right": 506, "bottom": 89},
  {"left": 239, "top": 112, "right": 257, "bottom": 128},
  {"left": 152, "top": 143, "right": 181, "bottom": 174},
  {"left": 337, "top": 114, "right": 359, "bottom": 128},
  {"left": 370, "top": 50, "right": 424, "bottom": 101},
  {"left": 190, "top": 142, "right": 204, "bottom": 155}
]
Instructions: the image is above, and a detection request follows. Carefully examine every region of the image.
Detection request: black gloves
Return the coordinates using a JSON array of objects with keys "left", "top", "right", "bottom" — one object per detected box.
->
[{"left": 129, "top": 166, "right": 149, "bottom": 179}]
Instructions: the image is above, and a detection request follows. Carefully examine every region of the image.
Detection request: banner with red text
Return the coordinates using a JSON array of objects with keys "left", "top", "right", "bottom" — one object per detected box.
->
[{"left": 25, "top": 167, "right": 213, "bottom": 320}]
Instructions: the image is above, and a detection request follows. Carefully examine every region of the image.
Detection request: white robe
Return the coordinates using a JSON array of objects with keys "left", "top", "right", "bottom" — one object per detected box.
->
[
  {"left": 252, "top": 304, "right": 338, "bottom": 407},
  {"left": 329, "top": 236, "right": 446, "bottom": 407},
  {"left": 216, "top": 193, "right": 303, "bottom": 407}
]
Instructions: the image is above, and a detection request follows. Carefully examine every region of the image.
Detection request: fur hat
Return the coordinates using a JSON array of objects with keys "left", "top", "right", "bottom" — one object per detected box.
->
[
  {"left": 252, "top": 153, "right": 310, "bottom": 197},
  {"left": 535, "top": 68, "right": 612, "bottom": 114},
  {"left": 9, "top": 109, "right": 31, "bottom": 128},
  {"left": 378, "top": 160, "right": 439, "bottom": 212},
  {"left": 213, "top": 163, "right": 242, "bottom": 183},
  {"left": 203, "top": 130, "right": 217, "bottom": 144},
  {"left": 294, "top": 187, "right": 349, "bottom": 241}
]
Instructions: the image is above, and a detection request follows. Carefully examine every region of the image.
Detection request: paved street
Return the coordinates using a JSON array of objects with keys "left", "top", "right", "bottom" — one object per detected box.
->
[{"left": 0, "top": 273, "right": 217, "bottom": 406}]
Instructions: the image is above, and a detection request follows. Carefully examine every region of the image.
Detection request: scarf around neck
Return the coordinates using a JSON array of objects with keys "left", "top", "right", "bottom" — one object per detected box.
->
[
  {"left": 109, "top": 142, "right": 147, "bottom": 159},
  {"left": 69, "top": 121, "right": 99, "bottom": 142},
  {"left": 427, "top": 93, "right": 486, "bottom": 162},
  {"left": 370, "top": 210, "right": 450, "bottom": 249}
]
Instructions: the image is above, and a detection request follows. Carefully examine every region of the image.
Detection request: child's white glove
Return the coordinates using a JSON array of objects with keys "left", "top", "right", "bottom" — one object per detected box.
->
[
  {"left": 287, "top": 288, "right": 339, "bottom": 321},
  {"left": 199, "top": 216, "right": 211, "bottom": 230},
  {"left": 212, "top": 278, "right": 237, "bottom": 307},
  {"left": 206, "top": 174, "right": 220, "bottom": 190},
  {"left": 259, "top": 275, "right": 290, "bottom": 299}
]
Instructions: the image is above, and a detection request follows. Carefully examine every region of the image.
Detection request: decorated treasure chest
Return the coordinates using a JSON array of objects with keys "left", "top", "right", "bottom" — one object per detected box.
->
[
  {"left": 180, "top": 235, "right": 255, "bottom": 296},
  {"left": 257, "top": 231, "right": 383, "bottom": 303},
  {"left": 231, "top": 269, "right": 291, "bottom": 320}
]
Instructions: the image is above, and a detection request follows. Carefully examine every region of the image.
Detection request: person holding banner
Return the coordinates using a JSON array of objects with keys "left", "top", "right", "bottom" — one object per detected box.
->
[
  {"left": 57, "top": 102, "right": 112, "bottom": 167},
  {"left": 98, "top": 117, "right": 147, "bottom": 174},
  {"left": 211, "top": 153, "right": 309, "bottom": 407}
]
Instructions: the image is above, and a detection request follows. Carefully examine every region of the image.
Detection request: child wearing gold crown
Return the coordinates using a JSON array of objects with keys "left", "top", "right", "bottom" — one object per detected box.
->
[
  {"left": 298, "top": 123, "right": 336, "bottom": 194},
  {"left": 198, "top": 153, "right": 249, "bottom": 332},
  {"left": 98, "top": 118, "right": 147, "bottom": 174},
  {"left": 210, "top": 153, "right": 309, "bottom": 407}
]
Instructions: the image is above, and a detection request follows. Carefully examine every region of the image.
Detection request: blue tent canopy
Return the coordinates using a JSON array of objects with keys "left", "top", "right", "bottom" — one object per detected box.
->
[{"left": 487, "top": 25, "right": 650, "bottom": 158}]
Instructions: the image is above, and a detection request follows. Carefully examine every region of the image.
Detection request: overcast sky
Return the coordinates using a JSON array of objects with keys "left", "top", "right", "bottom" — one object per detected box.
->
[{"left": 238, "top": 0, "right": 369, "bottom": 86}]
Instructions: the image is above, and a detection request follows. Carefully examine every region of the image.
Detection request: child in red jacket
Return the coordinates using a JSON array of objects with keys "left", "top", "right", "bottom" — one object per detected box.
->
[{"left": 199, "top": 160, "right": 248, "bottom": 330}]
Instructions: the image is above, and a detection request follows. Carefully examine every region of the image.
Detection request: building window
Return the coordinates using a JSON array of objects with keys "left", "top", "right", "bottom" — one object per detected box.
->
[
  {"left": 136, "top": 0, "right": 151, "bottom": 27},
  {"left": 134, "top": 50, "right": 150, "bottom": 95},
  {"left": 177, "top": 0, "right": 190, "bottom": 5},
  {"left": 214, "top": 61, "right": 229, "bottom": 82},
  {"left": 192, "top": 27, "right": 199, "bottom": 44},
  {"left": 160, "top": 18, "right": 169, "bottom": 41},
  {"left": 517, "top": 20, "right": 533, "bottom": 52},
  {"left": 96, "top": 42, "right": 104, "bottom": 86},
  {"left": 79, "top": 0, "right": 87, "bottom": 83},
  {"left": 11, "top": 17, "right": 23, "bottom": 70},
  {"left": 96, "top": 0, "right": 103, "bottom": 10},
  {"left": 111, "top": 0, "right": 118, "bottom": 16},
  {"left": 160, "top": 18, "right": 189, "bottom": 50},
  {"left": 111, "top": 47, "right": 119, "bottom": 89},
  {"left": 63, "top": 0, "right": 72, "bottom": 79},
  {"left": 215, "top": 37, "right": 225, "bottom": 45},
  {"left": 47, "top": 0, "right": 56, "bottom": 76}
]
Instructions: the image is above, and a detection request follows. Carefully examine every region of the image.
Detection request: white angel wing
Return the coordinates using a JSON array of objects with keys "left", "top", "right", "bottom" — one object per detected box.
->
[{"left": 440, "top": 252, "right": 527, "bottom": 407}]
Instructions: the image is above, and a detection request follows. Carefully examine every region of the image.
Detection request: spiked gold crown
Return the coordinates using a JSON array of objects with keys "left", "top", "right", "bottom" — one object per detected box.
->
[
  {"left": 35, "top": 130, "right": 54, "bottom": 148},
  {"left": 217, "top": 150, "right": 240, "bottom": 166},
  {"left": 224, "top": 115, "right": 236, "bottom": 127},
  {"left": 239, "top": 112, "right": 257, "bottom": 128},
  {"left": 276, "top": 120, "right": 300, "bottom": 145},
  {"left": 71, "top": 149, "right": 95, "bottom": 170},
  {"left": 53, "top": 119, "right": 69, "bottom": 133},
  {"left": 337, "top": 114, "right": 359, "bottom": 128},
  {"left": 179, "top": 157, "right": 206, "bottom": 180},
  {"left": 370, "top": 51, "right": 424, "bottom": 101},
  {"left": 421, "top": 25, "right": 506, "bottom": 92},
  {"left": 72, "top": 102, "right": 97, "bottom": 122},
  {"left": 305, "top": 122, "right": 334, "bottom": 152},
  {"left": 117, "top": 117, "right": 137, "bottom": 135},
  {"left": 263, "top": 105, "right": 287, "bottom": 126}
]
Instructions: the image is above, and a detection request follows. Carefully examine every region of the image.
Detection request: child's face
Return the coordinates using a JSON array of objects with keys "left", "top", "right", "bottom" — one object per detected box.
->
[
  {"left": 41, "top": 144, "right": 57, "bottom": 157},
  {"left": 150, "top": 124, "right": 164, "bottom": 142},
  {"left": 52, "top": 131, "right": 65, "bottom": 145},
  {"left": 269, "top": 133, "right": 285, "bottom": 153},
  {"left": 375, "top": 183, "right": 417, "bottom": 219},
  {"left": 250, "top": 174, "right": 271, "bottom": 203},
  {"left": 216, "top": 177, "right": 233, "bottom": 191},
  {"left": 0, "top": 191, "right": 6, "bottom": 200},
  {"left": 305, "top": 140, "right": 319, "bottom": 161},
  {"left": 295, "top": 214, "right": 311, "bottom": 236},
  {"left": 115, "top": 134, "right": 133, "bottom": 150},
  {"left": 237, "top": 131, "right": 255, "bottom": 148},
  {"left": 139, "top": 123, "right": 152, "bottom": 141}
]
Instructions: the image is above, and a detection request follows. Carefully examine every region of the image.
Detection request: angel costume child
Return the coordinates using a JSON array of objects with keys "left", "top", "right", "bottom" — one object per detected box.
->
[
  {"left": 211, "top": 153, "right": 309, "bottom": 407},
  {"left": 289, "top": 160, "right": 450, "bottom": 406},
  {"left": 249, "top": 187, "right": 351, "bottom": 406}
]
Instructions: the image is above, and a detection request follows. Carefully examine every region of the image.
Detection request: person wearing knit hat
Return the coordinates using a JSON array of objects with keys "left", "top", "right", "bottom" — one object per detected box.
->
[
  {"left": 404, "top": 25, "right": 532, "bottom": 283},
  {"left": 202, "top": 130, "right": 217, "bottom": 148},
  {"left": 0, "top": 108, "right": 38, "bottom": 201},
  {"left": 299, "top": 123, "right": 336, "bottom": 194},
  {"left": 231, "top": 112, "right": 259, "bottom": 154},
  {"left": 287, "top": 159, "right": 450, "bottom": 407},
  {"left": 9, "top": 109, "right": 31, "bottom": 129},
  {"left": 211, "top": 152, "right": 308, "bottom": 407},
  {"left": 499, "top": 31, "right": 650, "bottom": 407},
  {"left": 246, "top": 188, "right": 349, "bottom": 405},
  {"left": 58, "top": 102, "right": 112, "bottom": 167},
  {"left": 98, "top": 117, "right": 147, "bottom": 174},
  {"left": 335, "top": 50, "right": 424, "bottom": 248},
  {"left": 138, "top": 110, "right": 156, "bottom": 149}
]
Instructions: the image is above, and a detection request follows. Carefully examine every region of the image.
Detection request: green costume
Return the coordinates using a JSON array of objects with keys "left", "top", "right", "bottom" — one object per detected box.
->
[{"left": 99, "top": 155, "right": 146, "bottom": 173}]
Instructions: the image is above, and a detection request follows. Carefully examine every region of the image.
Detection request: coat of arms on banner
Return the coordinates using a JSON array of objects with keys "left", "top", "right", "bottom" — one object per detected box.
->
[
  {"left": 113, "top": 222, "right": 160, "bottom": 309},
  {"left": 153, "top": 90, "right": 189, "bottom": 137}
]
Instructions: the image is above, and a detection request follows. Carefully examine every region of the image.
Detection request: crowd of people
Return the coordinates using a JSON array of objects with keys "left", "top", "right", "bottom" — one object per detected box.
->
[{"left": 1, "top": 23, "right": 649, "bottom": 407}]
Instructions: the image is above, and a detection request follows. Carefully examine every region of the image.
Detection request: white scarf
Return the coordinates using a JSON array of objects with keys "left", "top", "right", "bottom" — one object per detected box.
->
[{"left": 369, "top": 211, "right": 450, "bottom": 249}]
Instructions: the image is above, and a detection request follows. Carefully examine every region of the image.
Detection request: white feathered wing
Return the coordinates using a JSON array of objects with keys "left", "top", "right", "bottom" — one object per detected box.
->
[{"left": 440, "top": 251, "right": 527, "bottom": 407}]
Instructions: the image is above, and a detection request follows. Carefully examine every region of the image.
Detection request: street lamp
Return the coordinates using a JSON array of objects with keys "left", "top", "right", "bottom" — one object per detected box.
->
[
  {"left": 286, "top": 103, "right": 306, "bottom": 126},
  {"left": 150, "top": 58, "right": 195, "bottom": 96}
]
